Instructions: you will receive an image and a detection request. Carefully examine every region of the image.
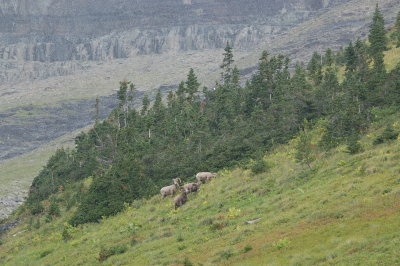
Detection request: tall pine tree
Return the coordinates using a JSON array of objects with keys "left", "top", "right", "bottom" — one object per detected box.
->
[
  {"left": 395, "top": 11, "right": 400, "bottom": 47},
  {"left": 185, "top": 68, "right": 200, "bottom": 101},
  {"left": 220, "top": 42, "right": 234, "bottom": 85},
  {"left": 368, "top": 4, "right": 387, "bottom": 63}
]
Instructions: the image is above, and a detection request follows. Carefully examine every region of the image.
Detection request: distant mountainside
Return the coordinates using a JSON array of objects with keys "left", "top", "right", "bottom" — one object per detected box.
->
[{"left": 0, "top": 0, "right": 347, "bottom": 65}]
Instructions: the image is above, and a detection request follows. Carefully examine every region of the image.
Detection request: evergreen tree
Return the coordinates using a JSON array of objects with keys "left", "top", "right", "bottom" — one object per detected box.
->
[
  {"left": 220, "top": 42, "right": 234, "bottom": 84},
  {"left": 95, "top": 97, "right": 100, "bottom": 123},
  {"left": 307, "top": 52, "right": 323, "bottom": 85},
  {"left": 231, "top": 66, "right": 240, "bottom": 87},
  {"left": 295, "top": 122, "right": 314, "bottom": 169},
  {"left": 345, "top": 42, "right": 357, "bottom": 72},
  {"left": 141, "top": 94, "right": 150, "bottom": 116},
  {"left": 315, "top": 67, "right": 340, "bottom": 115},
  {"left": 367, "top": 5, "right": 388, "bottom": 106},
  {"left": 324, "top": 48, "right": 334, "bottom": 66},
  {"left": 395, "top": 11, "right": 400, "bottom": 47},
  {"left": 368, "top": 4, "right": 387, "bottom": 61},
  {"left": 185, "top": 68, "right": 200, "bottom": 101}
]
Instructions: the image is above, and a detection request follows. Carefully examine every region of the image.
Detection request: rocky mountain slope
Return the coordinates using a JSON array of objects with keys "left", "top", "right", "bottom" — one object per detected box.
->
[{"left": 0, "top": 0, "right": 350, "bottom": 85}]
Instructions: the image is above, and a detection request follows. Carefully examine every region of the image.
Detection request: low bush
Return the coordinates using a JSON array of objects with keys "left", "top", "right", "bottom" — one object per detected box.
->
[
  {"left": 251, "top": 158, "right": 269, "bottom": 174},
  {"left": 39, "top": 250, "right": 52, "bottom": 258},
  {"left": 30, "top": 202, "right": 44, "bottom": 215},
  {"left": 373, "top": 125, "right": 398, "bottom": 145},
  {"left": 183, "top": 257, "right": 194, "bottom": 266},
  {"left": 98, "top": 244, "right": 128, "bottom": 261},
  {"left": 242, "top": 244, "right": 253, "bottom": 253}
]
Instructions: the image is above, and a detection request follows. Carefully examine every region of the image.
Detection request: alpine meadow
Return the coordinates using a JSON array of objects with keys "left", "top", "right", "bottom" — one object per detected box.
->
[{"left": 1, "top": 4, "right": 400, "bottom": 266}]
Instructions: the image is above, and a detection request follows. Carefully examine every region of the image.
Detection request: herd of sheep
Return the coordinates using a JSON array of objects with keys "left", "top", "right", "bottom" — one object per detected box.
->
[{"left": 160, "top": 172, "right": 217, "bottom": 209}]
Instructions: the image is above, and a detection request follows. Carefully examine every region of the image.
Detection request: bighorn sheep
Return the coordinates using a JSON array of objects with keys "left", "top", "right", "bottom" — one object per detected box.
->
[
  {"left": 174, "top": 191, "right": 188, "bottom": 209},
  {"left": 160, "top": 178, "right": 182, "bottom": 198},
  {"left": 196, "top": 172, "right": 217, "bottom": 183},
  {"left": 182, "top": 182, "right": 201, "bottom": 194},
  {"left": 160, "top": 184, "right": 179, "bottom": 198}
]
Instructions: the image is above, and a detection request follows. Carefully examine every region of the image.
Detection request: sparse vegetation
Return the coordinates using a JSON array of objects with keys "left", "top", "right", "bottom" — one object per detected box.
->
[{"left": 98, "top": 244, "right": 128, "bottom": 261}]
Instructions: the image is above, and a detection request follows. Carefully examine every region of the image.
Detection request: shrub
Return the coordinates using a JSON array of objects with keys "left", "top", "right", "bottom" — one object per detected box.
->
[
  {"left": 373, "top": 125, "right": 399, "bottom": 145},
  {"left": 33, "top": 219, "right": 41, "bottom": 230},
  {"left": 216, "top": 249, "right": 234, "bottom": 260},
  {"left": 178, "top": 244, "right": 187, "bottom": 251},
  {"left": 183, "top": 257, "right": 194, "bottom": 266},
  {"left": 346, "top": 135, "right": 363, "bottom": 154},
  {"left": 98, "top": 244, "right": 128, "bottom": 261},
  {"left": 48, "top": 201, "right": 61, "bottom": 217},
  {"left": 176, "top": 235, "right": 184, "bottom": 242},
  {"left": 61, "top": 223, "right": 75, "bottom": 241},
  {"left": 39, "top": 250, "right": 52, "bottom": 258},
  {"left": 130, "top": 237, "right": 138, "bottom": 246},
  {"left": 242, "top": 244, "right": 253, "bottom": 253},
  {"left": 198, "top": 218, "right": 214, "bottom": 226},
  {"left": 251, "top": 158, "right": 269, "bottom": 174},
  {"left": 30, "top": 202, "right": 44, "bottom": 215},
  {"left": 45, "top": 213, "right": 53, "bottom": 223},
  {"left": 210, "top": 222, "right": 228, "bottom": 231},
  {"left": 275, "top": 238, "right": 290, "bottom": 249}
]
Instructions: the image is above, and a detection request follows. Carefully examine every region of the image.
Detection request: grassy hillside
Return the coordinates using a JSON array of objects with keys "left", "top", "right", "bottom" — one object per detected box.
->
[{"left": 1, "top": 112, "right": 399, "bottom": 265}]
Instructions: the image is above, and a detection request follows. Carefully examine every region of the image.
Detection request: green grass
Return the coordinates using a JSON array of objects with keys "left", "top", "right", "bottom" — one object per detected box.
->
[{"left": 1, "top": 115, "right": 399, "bottom": 265}]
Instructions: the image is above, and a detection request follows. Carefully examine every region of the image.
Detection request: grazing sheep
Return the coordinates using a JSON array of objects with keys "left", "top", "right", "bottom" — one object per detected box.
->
[
  {"left": 174, "top": 191, "right": 188, "bottom": 209},
  {"left": 160, "top": 184, "right": 179, "bottom": 198},
  {"left": 196, "top": 172, "right": 217, "bottom": 183},
  {"left": 182, "top": 182, "right": 201, "bottom": 194}
]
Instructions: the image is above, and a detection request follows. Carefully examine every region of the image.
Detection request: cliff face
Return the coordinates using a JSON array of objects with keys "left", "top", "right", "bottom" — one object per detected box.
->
[{"left": 0, "top": 0, "right": 346, "bottom": 63}]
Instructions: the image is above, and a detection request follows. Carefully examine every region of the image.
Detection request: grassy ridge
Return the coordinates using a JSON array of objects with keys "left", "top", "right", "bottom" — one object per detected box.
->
[{"left": 1, "top": 115, "right": 399, "bottom": 265}]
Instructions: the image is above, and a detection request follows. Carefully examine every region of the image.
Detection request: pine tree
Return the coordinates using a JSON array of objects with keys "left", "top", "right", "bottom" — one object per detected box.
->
[
  {"left": 231, "top": 66, "right": 240, "bottom": 87},
  {"left": 140, "top": 94, "right": 150, "bottom": 116},
  {"left": 95, "top": 97, "right": 100, "bottom": 123},
  {"left": 307, "top": 52, "right": 323, "bottom": 85},
  {"left": 220, "top": 42, "right": 234, "bottom": 84},
  {"left": 345, "top": 42, "right": 357, "bottom": 72},
  {"left": 176, "top": 81, "right": 186, "bottom": 98},
  {"left": 295, "top": 122, "right": 314, "bottom": 169},
  {"left": 368, "top": 4, "right": 387, "bottom": 61},
  {"left": 324, "top": 48, "right": 334, "bottom": 66},
  {"left": 395, "top": 11, "right": 400, "bottom": 47},
  {"left": 185, "top": 68, "right": 200, "bottom": 101},
  {"left": 316, "top": 67, "right": 340, "bottom": 115}
]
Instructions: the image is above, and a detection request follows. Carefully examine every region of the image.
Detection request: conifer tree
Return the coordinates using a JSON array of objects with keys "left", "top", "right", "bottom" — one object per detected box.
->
[
  {"left": 95, "top": 97, "right": 100, "bottom": 123},
  {"left": 176, "top": 81, "right": 186, "bottom": 98},
  {"left": 307, "top": 52, "right": 323, "bottom": 85},
  {"left": 368, "top": 4, "right": 387, "bottom": 62},
  {"left": 185, "top": 68, "right": 200, "bottom": 101},
  {"left": 140, "top": 94, "right": 150, "bottom": 116},
  {"left": 220, "top": 42, "right": 234, "bottom": 84},
  {"left": 295, "top": 121, "right": 314, "bottom": 169},
  {"left": 231, "top": 66, "right": 240, "bottom": 87},
  {"left": 324, "top": 48, "right": 334, "bottom": 66},
  {"left": 345, "top": 42, "right": 357, "bottom": 72},
  {"left": 395, "top": 11, "right": 400, "bottom": 47},
  {"left": 315, "top": 67, "right": 340, "bottom": 115}
]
